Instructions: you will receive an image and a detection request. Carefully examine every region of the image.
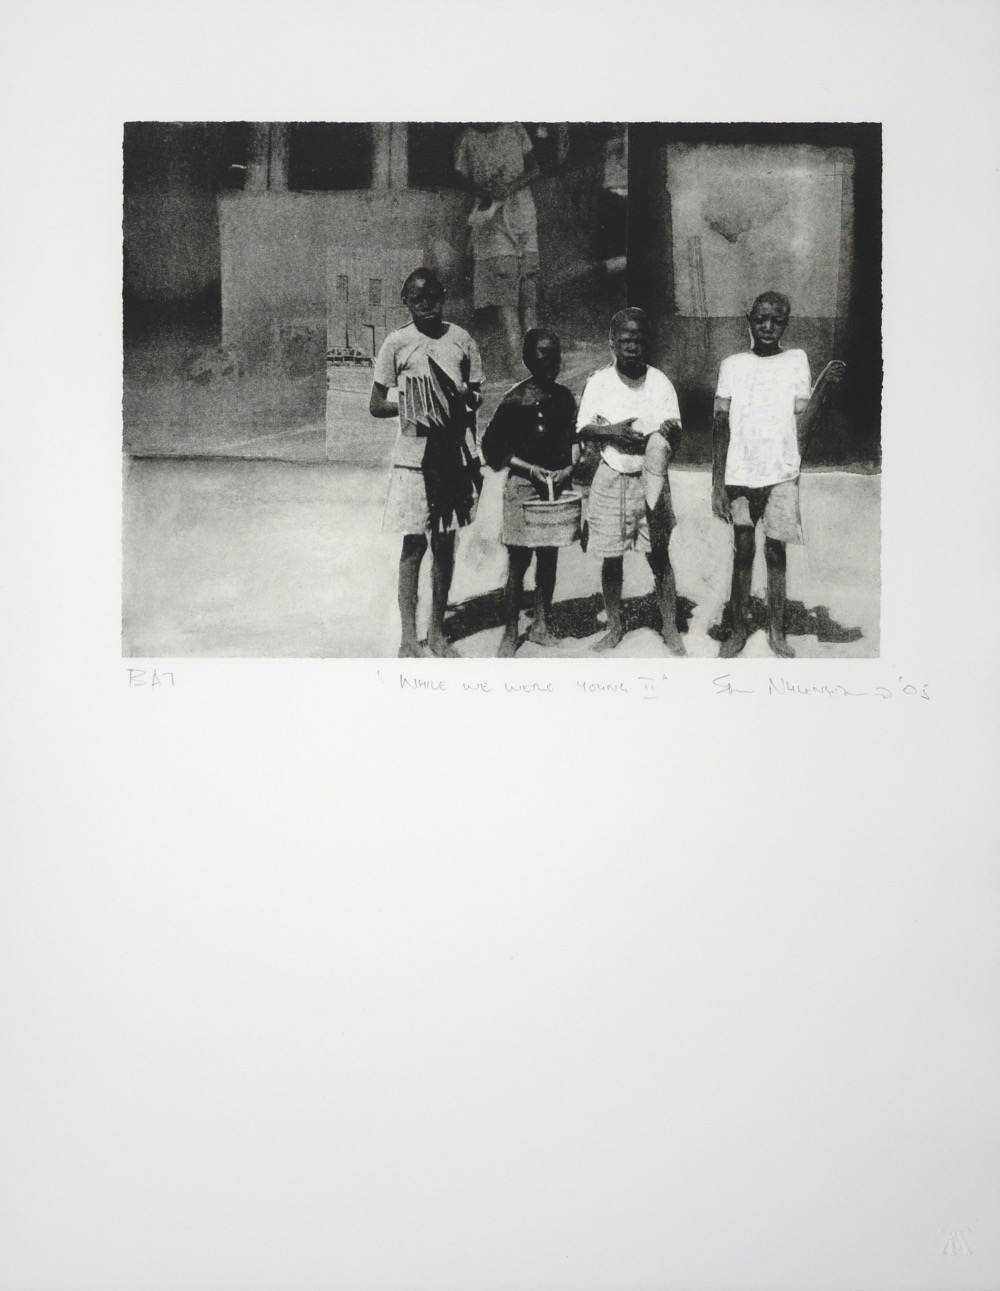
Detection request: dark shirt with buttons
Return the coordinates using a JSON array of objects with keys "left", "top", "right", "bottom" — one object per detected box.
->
[{"left": 481, "top": 380, "right": 577, "bottom": 473}]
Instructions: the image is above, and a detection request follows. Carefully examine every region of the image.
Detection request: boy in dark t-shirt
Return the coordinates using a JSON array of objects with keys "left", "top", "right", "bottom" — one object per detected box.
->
[{"left": 482, "top": 329, "right": 578, "bottom": 657}]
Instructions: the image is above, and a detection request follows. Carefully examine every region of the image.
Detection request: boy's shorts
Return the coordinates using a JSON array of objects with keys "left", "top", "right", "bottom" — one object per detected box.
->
[
  {"left": 474, "top": 250, "right": 540, "bottom": 311},
  {"left": 585, "top": 460, "right": 675, "bottom": 558},
  {"left": 382, "top": 466, "right": 471, "bottom": 535},
  {"left": 726, "top": 478, "right": 801, "bottom": 543}
]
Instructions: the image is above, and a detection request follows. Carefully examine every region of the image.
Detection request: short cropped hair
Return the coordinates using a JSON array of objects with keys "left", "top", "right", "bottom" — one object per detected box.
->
[
  {"left": 749, "top": 291, "right": 791, "bottom": 318},
  {"left": 522, "top": 327, "right": 560, "bottom": 366},
  {"left": 401, "top": 267, "right": 444, "bottom": 299},
  {"left": 609, "top": 307, "right": 650, "bottom": 339}
]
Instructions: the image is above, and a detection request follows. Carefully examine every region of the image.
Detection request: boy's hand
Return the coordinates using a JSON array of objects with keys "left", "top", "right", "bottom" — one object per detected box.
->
[
  {"left": 619, "top": 418, "right": 646, "bottom": 446},
  {"left": 550, "top": 466, "right": 574, "bottom": 493},
  {"left": 660, "top": 418, "right": 682, "bottom": 450},
  {"left": 528, "top": 465, "right": 551, "bottom": 489},
  {"left": 712, "top": 483, "right": 732, "bottom": 523}
]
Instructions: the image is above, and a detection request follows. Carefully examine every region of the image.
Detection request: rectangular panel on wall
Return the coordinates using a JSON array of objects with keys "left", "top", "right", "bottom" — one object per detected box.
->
[{"left": 666, "top": 143, "right": 854, "bottom": 319}]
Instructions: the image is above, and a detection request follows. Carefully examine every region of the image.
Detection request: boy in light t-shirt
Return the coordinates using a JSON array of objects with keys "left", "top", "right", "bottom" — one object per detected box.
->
[
  {"left": 711, "top": 290, "right": 812, "bottom": 659},
  {"left": 577, "top": 308, "right": 685, "bottom": 654},
  {"left": 370, "top": 268, "right": 483, "bottom": 658}
]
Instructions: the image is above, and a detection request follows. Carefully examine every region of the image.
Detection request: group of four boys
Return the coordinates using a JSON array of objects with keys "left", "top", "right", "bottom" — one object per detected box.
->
[{"left": 370, "top": 267, "right": 837, "bottom": 660}]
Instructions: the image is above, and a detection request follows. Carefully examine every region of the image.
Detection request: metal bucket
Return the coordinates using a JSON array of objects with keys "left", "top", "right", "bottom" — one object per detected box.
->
[{"left": 522, "top": 483, "right": 582, "bottom": 547}]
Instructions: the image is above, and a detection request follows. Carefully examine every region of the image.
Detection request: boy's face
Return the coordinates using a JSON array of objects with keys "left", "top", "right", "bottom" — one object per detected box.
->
[
  {"left": 403, "top": 277, "right": 444, "bottom": 326},
  {"left": 611, "top": 318, "right": 649, "bottom": 376},
  {"left": 527, "top": 334, "right": 561, "bottom": 383},
  {"left": 747, "top": 301, "right": 789, "bottom": 351}
]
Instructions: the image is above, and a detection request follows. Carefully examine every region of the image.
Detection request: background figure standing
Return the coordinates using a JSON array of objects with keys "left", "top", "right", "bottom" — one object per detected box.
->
[
  {"left": 577, "top": 308, "right": 686, "bottom": 654},
  {"left": 370, "top": 268, "right": 483, "bottom": 658},
  {"left": 481, "top": 329, "right": 579, "bottom": 657},
  {"left": 455, "top": 123, "right": 540, "bottom": 372}
]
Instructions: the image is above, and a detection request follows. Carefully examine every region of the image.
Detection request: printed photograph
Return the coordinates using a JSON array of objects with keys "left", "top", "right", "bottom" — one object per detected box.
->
[{"left": 122, "top": 121, "right": 880, "bottom": 659}]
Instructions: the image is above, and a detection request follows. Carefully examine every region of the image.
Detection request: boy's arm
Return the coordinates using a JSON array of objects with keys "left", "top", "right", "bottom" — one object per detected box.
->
[
  {"left": 577, "top": 415, "right": 643, "bottom": 445},
  {"left": 712, "top": 396, "right": 732, "bottom": 522},
  {"left": 656, "top": 391, "right": 683, "bottom": 452},
  {"left": 576, "top": 379, "right": 642, "bottom": 445},
  {"left": 369, "top": 382, "right": 398, "bottom": 419},
  {"left": 549, "top": 439, "right": 581, "bottom": 492}
]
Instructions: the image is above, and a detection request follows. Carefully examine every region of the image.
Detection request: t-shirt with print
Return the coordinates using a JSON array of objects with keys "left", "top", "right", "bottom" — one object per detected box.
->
[
  {"left": 373, "top": 322, "right": 484, "bottom": 469},
  {"left": 454, "top": 124, "right": 539, "bottom": 260},
  {"left": 576, "top": 364, "right": 681, "bottom": 475},
  {"left": 717, "top": 349, "right": 811, "bottom": 488}
]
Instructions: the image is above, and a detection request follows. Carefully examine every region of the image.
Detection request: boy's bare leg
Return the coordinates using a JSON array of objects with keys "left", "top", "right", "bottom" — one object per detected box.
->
[
  {"left": 765, "top": 537, "right": 795, "bottom": 658},
  {"left": 528, "top": 547, "right": 561, "bottom": 646},
  {"left": 593, "top": 557, "right": 625, "bottom": 651},
  {"left": 719, "top": 526, "right": 754, "bottom": 658},
  {"left": 499, "top": 547, "right": 532, "bottom": 657},
  {"left": 427, "top": 529, "right": 461, "bottom": 658},
  {"left": 646, "top": 552, "right": 686, "bottom": 657},
  {"left": 646, "top": 496, "right": 685, "bottom": 655},
  {"left": 398, "top": 533, "right": 428, "bottom": 657}
]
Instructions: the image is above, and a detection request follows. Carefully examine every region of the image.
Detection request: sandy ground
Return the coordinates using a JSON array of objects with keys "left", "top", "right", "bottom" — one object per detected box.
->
[{"left": 123, "top": 459, "right": 880, "bottom": 659}]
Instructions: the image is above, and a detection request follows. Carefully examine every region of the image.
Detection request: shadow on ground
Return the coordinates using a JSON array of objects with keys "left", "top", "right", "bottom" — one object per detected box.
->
[
  {"left": 707, "top": 597, "right": 864, "bottom": 643},
  {"left": 446, "top": 590, "right": 697, "bottom": 646}
]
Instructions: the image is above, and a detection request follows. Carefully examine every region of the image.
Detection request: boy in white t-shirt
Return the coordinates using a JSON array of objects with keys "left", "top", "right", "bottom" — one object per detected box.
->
[
  {"left": 711, "top": 290, "right": 814, "bottom": 658},
  {"left": 577, "top": 308, "right": 686, "bottom": 654}
]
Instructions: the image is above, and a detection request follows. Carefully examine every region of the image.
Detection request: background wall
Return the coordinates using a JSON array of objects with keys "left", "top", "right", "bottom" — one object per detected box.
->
[
  {"left": 123, "top": 123, "right": 224, "bottom": 307},
  {"left": 628, "top": 124, "right": 881, "bottom": 468},
  {"left": 220, "top": 189, "right": 469, "bottom": 362}
]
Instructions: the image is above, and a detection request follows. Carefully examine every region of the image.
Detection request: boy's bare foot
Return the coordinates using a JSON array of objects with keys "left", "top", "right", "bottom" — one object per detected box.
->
[
  {"left": 427, "top": 636, "right": 461, "bottom": 659},
  {"left": 398, "top": 640, "right": 426, "bottom": 658},
  {"left": 661, "top": 629, "right": 687, "bottom": 656},
  {"left": 527, "top": 623, "right": 561, "bottom": 647},
  {"left": 497, "top": 630, "right": 518, "bottom": 658},
  {"left": 768, "top": 630, "right": 796, "bottom": 658},
  {"left": 718, "top": 626, "right": 749, "bottom": 659},
  {"left": 592, "top": 626, "right": 624, "bottom": 652}
]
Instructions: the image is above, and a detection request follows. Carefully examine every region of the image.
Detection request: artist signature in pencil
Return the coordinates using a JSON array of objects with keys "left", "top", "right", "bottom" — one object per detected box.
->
[{"left": 713, "top": 675, "right": 930, "bottom": 700}]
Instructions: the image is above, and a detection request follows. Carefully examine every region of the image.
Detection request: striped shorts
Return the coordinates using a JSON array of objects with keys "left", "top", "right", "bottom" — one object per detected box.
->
[{"left": 585, "top": 460, "right": 675, "bottom": 557}]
